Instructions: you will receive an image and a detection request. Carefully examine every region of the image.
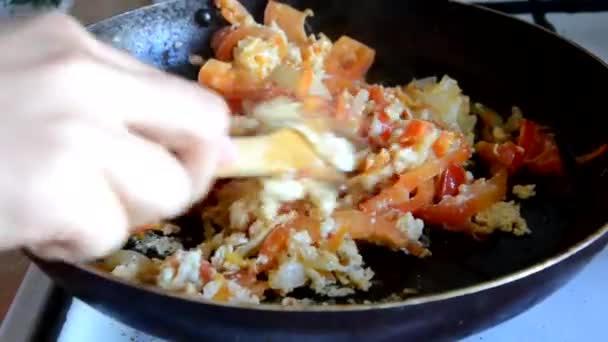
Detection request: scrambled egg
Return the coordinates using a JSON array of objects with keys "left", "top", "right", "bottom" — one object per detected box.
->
[
  {"left": 397, "top": 212, "right": 425, "bottom": 242},
  {"left": 471, "top": 201, "right": 530, "bottom": 236},
  {"left": 513, "top": 184, "right": 536, "bottom": 199},
  {"left": 233, "top": 36, "right": 281, "bottom": 78}
]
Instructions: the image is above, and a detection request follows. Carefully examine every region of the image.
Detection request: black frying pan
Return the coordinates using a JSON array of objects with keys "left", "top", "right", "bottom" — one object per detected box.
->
[{"left": 28, "top": 0, "right": 608, "bottom": 341}]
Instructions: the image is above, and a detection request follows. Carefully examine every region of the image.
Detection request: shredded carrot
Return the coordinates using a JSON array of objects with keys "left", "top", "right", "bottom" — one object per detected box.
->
[
  {"left": 399, "top": 120, "right": 433, "bottom": 146},
  {"left": 361, "top": 145, "right": 471, "bottom": 213},
  {"left": 335, "top": 92, "right": 349, "bottom": 120},
  {"left": 228, "top": 268, "right": 267, "bottom": 297},
  {"left": 325, "top": 226, "right": 348, "bottom": 252},
  {"left": 433, "top": 131, "right": 455, "bottom": 157},
  {"left": 289, "top": 216, "right": 322, "bottom": 242},
  {"left": 198, "top": 59, "right": 236, "bottom": 92},
  {"left": 301, "top": 95, "right": 328, "bottom": 113},
  {"left": 213, "top": 281, "right": 232, "bottom": 301},
  {"left": 576, "top": 143, "right": 607, "bottom": 164},
  {"left": 258, "top": 225, "right": 290, "bottom": 272},
  {"left": 296, "top": 66, "right": 314, "bottom": 97},
  {"left": 323, "top": 75, "right": 357, "bottom": 95},
  {"left": 368, "top": 85, "right": 384, "bottom": 104},
  {"left": 361, "top": 149, "right": 391, "bottom": 173},
  {"left": 332, "top": 209, "right": 429, "bottom": 256}
]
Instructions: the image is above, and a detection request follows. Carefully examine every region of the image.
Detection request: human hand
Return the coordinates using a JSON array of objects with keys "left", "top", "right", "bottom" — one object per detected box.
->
[{"left": 0, "top": 13, "right": 233, "bottom": 263}]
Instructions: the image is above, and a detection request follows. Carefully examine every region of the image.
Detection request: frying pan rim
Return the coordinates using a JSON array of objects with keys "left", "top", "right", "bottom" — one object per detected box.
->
[
  {"left": 31, "top": 222, "right": 608, "bottom": 312},
  {"left": 46, "top": 0, "right": 608, "bottom": 312}
]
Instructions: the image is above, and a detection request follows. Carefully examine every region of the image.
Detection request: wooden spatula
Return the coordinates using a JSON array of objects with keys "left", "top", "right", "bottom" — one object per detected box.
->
[{"left": 216, "top": 128, "right": 345, "bottom": 182}]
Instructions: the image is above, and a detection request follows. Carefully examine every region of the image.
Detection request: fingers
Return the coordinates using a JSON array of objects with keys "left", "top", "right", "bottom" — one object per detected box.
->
[
  {"left": 100, "top": 126, "right": 198, "bottom": 226},
  {"left": 0, "top": 12, "right": 237, "bottom": 262},
  {"left": 123, "top": 77, "right": 233, "bottom": 199},
  {"left": 24, "top": 117, "right": 211, "bottom": 262},
  {"left": 1, "top": 12, "right": 233, "bottom": 200},
  {"left": 21, "top": 139, "right": 129, "bottom": 262},
  {"left": 39, "top": 59, "right": 233, "bottom": 199},
  {"left": 27, "top": 168, "right": 129, "bottom": 263}
]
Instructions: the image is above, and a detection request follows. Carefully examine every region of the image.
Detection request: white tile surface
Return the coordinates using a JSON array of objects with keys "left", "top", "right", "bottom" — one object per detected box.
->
[
  {"left": 549, "top": 12, "right": 608, "bottom": 61},
  {"left": 463, "top": 246, "right": 608, "bottom": 341}
]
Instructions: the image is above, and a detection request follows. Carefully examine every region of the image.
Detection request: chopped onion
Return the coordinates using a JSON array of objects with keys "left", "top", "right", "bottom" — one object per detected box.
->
[{"left": 100, "top": 250, "right": 153, "bottom": 271}]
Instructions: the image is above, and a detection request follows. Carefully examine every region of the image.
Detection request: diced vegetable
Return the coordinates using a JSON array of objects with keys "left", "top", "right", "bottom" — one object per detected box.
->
[
  {"left": 264, "top": 0, "right": 312, "bottom": 46},
  {"left": 333, "top": 210, "right": 429, "bottom": 256},
  {"left": 212, "top": 26, "right": 286, "bottom": 61},
  {"left": 518, "top": 119, "right": 563, "bottom": 175},
  {"left": 399, "top": 120, "right": 434, "bottom": 147},
  {"left": 436, "top": 163, "right": 467, "bottom": 199},
  {"left": 418, "top": 168, "right": 508, "bottom": 230},
  {"left": 325, "top": 36, "right": 375, "bottom": 81},
  {"left": 476, "top": 141, "right": 525, "bottom": 173},
  {"left": 214, "top": 0, "right": 255, "bottom": 26}
]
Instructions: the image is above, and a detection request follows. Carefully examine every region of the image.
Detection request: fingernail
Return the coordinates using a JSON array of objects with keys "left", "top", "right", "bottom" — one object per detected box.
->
[{"left": 218, "top": 135, "right": 237, "bottom": 166}]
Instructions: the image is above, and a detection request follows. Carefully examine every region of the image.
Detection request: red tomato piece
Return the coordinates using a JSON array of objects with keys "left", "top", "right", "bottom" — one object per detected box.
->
[
  {"left": 436, "top": 163, "right": 467, "bottom": 199},
  {"left": 517, "top": 119, "right": 563, "bottom": 175},
  {"left": 418, "top": 168, "right": 508, "bottom": 230},
  {"left": 476, "top": 141, "right": 525, "bottom": 173},
  {"left": 399, "top": 120, "right": 433, "bottom": 147}
]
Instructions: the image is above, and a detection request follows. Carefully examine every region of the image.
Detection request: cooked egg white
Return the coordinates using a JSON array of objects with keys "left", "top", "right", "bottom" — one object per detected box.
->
[{"left": 234, "top": 36, "right": 281, "bottom": 78}]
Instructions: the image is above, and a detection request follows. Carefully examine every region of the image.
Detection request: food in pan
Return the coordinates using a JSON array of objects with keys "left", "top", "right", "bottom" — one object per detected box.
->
[{"left": 98, "top": 0, "right": 564, "bottom": 305}]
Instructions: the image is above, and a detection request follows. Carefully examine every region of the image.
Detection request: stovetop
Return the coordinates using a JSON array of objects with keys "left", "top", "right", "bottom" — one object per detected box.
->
[{"left": 1, "top": 2, "right": 608, "bottom": 342}]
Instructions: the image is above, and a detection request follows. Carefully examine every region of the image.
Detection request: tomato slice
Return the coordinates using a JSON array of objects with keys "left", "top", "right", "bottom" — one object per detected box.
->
[
  {"left": 258, "top": 225, "right": 290, "bottom": 272},
  {"left": 476, "top": 141, "right": 525, "bottom": 173},
  {"left": 264, "top": 0, "right": 311, "bottom": 46},
  {"left": 526, "top": 136, "right": 563, "bottom": 174},
  {"left": 518, "top": 119, "right": 544, "bottom": 157},
  {"left": 517, "top": 119, "right": 563, "bottom": 175},
  {"left": 418, "top": 168, "right": 508, "bottom": 230},
  {"left": 199, "top": 261, "right": 216, "bottom": 283},
  {"left": 257, "top": 215, "right": 321, "bottom": 272},
  {"left": 396, "top": 179, "right": 435, "bottom": 213},
  {"left": 226, "top": 267, "right": 267, "bottom": 297},
  {"left": 360, "top": 146, "right": 470, "bottom": 214},
  {"left": 325, "top": 36, "right": 375, "bottom": 81},
  {"left": 332, "top": 209, "right": 429, "bottom": 256},
  {"left": 212, "top": 26, "right": 285, "bottom": 61},
  {"left": 436, "top": 163, "right": 467, "bottom": 199}
]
